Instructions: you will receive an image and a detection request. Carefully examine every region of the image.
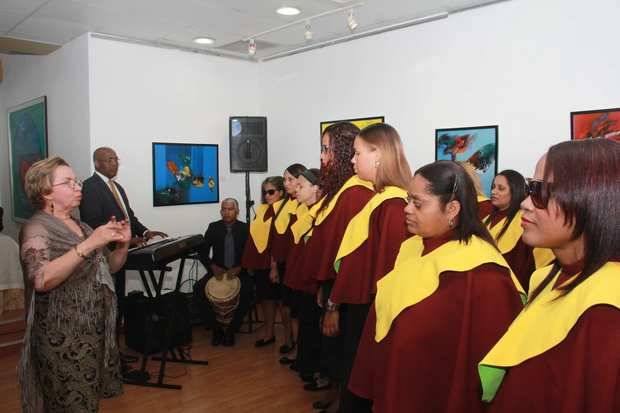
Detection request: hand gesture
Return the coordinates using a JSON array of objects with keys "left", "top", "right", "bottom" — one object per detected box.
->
[
  {"left": 145, "top": 230, "right": 168, "bottom": 241},
  {"left": 88, "top": 218, "right": 130, "bottom": 249},
  {"left": 269, "top": 265, "right": 279, "bottom": 283}
]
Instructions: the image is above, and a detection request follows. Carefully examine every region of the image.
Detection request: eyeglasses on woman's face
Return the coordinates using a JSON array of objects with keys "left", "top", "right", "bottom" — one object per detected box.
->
[
  {"left": 526, "top": 178, "right": 552, "bottom": 209},
  {"left": 320, "top": 144, "right": 330, "bottom": 154},
  {"left": 52, "top": 178, "right": 83, "bottom": 190},
  {"left": 262, "top": 189, "right": 277, "bottom": 196}
]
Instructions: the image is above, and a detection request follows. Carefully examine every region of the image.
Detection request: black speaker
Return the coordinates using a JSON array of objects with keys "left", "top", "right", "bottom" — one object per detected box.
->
[
  {"left": 229, "top": 116, "right": 268, "bottom": 172},
  {"left": 125, "top": 291, "right": 192, "bottom": 354}
]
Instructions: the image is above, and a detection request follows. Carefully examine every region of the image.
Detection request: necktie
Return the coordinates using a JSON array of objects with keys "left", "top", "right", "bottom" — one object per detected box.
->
[
  {"left": 224, "top": 225, "right": 235, "bottom": 269},
  {"left": 108, "top": 180, "right": 128, "bottom": 219}
]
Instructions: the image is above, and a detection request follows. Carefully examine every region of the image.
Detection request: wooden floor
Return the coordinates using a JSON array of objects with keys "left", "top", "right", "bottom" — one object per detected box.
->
[{"left": 0, "top": 325, "right": 320, "bottom": 413}]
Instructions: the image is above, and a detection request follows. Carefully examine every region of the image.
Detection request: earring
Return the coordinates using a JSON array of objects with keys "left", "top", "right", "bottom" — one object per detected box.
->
[
  {"left": 50, "top": 202, "right": 54, "bottom": 214},
  {"left": 374, "top": 160, "right": 380, "bottom": 167},
  {"left": 448, "top": 217, "right": 454, "bottom": 228}
]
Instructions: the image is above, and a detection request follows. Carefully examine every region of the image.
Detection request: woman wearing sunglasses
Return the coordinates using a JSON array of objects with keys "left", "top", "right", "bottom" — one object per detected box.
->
[
  {"left": 349, "top": 161, "right": 524, "bottom": 413},
  {"left": 323, "top": 123, "right": 412, "bottom": 413},
  {"left": 480, "top": 138, "right": 620, "bottom": 413},
  {"left": 483, "top": 170, "right": 554, "bottom": 292},
  {"left": 241, "top": 176, "right": 285, "bottom": 347}
]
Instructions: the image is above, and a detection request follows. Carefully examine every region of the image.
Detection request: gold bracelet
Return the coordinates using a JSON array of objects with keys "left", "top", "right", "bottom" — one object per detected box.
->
[{"left": 74, "top": 245, "right": 87, "bottom": 259}]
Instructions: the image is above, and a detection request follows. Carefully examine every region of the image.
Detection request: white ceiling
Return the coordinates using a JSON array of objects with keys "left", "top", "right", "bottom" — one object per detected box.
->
[{"left": 0, "top": 0, "right": 507, "bottom": 60}]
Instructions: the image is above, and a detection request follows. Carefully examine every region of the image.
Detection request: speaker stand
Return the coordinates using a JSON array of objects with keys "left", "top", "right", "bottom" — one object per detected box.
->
[{"left": 244, "top": 172, "right": 255, "bottom": 223}]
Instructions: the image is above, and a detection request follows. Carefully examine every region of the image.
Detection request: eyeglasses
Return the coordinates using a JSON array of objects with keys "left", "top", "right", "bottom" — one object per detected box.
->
[
  {"left": 320, "top": 144, "right": 330, "bottom": 154},
  {"left": 262, "top": 189, "right": 277, "bottom": 196},
  {"left": 526, "top": 178, "right": 552, "bottom": 209},
  {"left": 52, "top": 179, "right": 83, "bottom": 190}
]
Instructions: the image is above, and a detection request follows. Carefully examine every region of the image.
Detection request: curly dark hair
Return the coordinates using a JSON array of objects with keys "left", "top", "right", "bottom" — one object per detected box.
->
[{"left": 318, "top": 122, "right": 359, "bottom": 212}]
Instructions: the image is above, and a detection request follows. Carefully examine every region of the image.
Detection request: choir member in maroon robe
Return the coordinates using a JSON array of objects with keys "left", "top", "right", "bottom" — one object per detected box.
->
[
  {"left": 349, "top": 160, "right": 524, "bottom": 413},
  {"left": 271, "top": 163, "right": 307, "bottom": 356},
  {"left": 241, "top": 176, "right": 284, "bottom": 346},
  {"left": 480, "top": 138, "right": 620, "bottom": 413},
  {"left": 304, "top": 122, "right": 374, "bottom": 408},
  {"left": 484, "top": 169, "right": 537, "bottom": 290},
  {"left": 322, "top": 123, "right": 412, "bottom": 413}
]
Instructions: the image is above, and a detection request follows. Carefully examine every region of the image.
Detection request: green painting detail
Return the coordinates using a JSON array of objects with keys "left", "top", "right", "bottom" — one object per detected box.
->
[{"left": 8, "top": 96, "right": 48, "bottom": 222}]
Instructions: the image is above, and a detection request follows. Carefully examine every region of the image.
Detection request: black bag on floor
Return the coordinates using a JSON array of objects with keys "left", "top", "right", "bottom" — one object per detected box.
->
[{"left": 125, "top": 290, "right": 192, "bottom": 354}]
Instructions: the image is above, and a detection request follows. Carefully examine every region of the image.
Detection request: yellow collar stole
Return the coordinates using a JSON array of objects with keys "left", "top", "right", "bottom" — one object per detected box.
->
[
  {"left": 479, "top": 262, "right": 620, "bottom": 402},
  {"left": 375, "top": 236, "right": 524, "bottom": 342},
  {"left": 477, "top": 194, "right": 490, "bottom": 202},
  {"left": 314, "top": 175, "right": 374, "bottom": 226},
  {"left": 486, "top": 210, "right": 524, "bottom": 254},
  {"left": 274, "top": 198, "right": 299, "bottom": 234},
  {"left": 533, "top": 247, "right": 555, "bottom": 269},
  {"left": 334, "top": 186, "right": 407, "bottom": 272},
  {"left": 249, "top": 203, "right": 273, "bottom": 254},
  {"left": 290, "top": 198, "right": 324, "bottom": 244}
]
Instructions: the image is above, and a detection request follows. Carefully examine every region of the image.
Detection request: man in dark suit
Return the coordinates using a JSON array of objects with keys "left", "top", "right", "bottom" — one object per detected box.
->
[
  {"left": 195, "top": 198, "right": 253, "bottom": 347},
  {"left": 80, "top": 147, "right": 167, "bottom": 323}
]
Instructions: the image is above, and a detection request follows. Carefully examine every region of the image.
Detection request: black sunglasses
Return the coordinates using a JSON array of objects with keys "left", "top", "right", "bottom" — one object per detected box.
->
[
  {"left": 262, "top": 189, "right": 277, "bottom": 196},
  {"left": 526, "top": 178, "right": 552, "bottom": 209}
]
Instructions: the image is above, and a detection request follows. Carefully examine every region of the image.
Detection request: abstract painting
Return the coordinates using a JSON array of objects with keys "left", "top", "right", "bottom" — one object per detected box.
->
[
  {"left": 320, "top": 116, "right": 384, "bottom": 134},
  {"left": 435, "top": 125, "right": 498, "bottom": 197},
  {"left": 8, "top": 96, "right": 48, "bottom": 222},
  {"left": 571, "top": 107, "right": 620, "bottom": 141},
  {"left": 152, "top": 142, "right": 219, "bottom": 206}
]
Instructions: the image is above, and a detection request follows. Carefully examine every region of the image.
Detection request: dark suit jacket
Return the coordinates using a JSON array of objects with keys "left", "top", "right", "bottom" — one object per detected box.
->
[
  {"left": 79, "top": 172, "right": 148, "bottom": 237},
  {"left": 198, "top": 219, "right": 249, "bottom": 271}
]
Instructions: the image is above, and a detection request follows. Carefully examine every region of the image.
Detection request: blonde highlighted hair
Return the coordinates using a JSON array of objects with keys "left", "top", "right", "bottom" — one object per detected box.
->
[
  {"left": 357, "top": 123, "right": 412, "bottom": 191},
  {"left": 24, "top": 156, "right": 69, "bottom": 210}
]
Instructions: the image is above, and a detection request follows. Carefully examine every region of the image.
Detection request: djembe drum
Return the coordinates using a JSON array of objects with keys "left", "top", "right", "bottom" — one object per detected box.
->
[{"left": 205, "top": 273, "right": 241, "bottom": 325}]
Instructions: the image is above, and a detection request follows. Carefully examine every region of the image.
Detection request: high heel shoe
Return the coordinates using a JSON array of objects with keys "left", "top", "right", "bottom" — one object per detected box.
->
[{"left": 254, "top": 336, "right": 276, "bottom": 348}]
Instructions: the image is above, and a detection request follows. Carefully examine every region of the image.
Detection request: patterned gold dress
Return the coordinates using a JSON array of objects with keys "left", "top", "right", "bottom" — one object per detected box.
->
[{"left": 19, "top": 211, "right": 122, "bottom": 412}]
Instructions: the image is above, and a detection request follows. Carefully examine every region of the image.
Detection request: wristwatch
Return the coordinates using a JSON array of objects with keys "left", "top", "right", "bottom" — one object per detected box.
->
[{"left": 325, "top": 299, "right": 340, "bottom": 312}]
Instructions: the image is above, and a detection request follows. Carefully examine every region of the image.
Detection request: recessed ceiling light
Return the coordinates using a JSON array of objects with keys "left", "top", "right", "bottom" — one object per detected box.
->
[
  {"left": 193, "top": 37, "right": 215, "bottom": 45},
  {"left": 276, "top": 6, "right": 301, "bottom": 16}
]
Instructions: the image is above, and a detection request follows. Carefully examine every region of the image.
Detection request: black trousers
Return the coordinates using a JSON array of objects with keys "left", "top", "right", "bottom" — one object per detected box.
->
[
  {"left": 193, "top": 271, "right": 254, "bottom": 333},
  {"left": 339, "top": 303, "right": 372, "bottom": 413},
  {"left": 297, "top": 291, "right": 322, "bottom": 377}
]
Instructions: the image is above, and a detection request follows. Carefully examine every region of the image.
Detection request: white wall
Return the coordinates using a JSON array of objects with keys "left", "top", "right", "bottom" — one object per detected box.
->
[
  {"left": 259, "top": 0, "right": 620, "bottom": 179},
  {"left": 0, "top": 35, "right": 91, "bottom": 239},
  {"left": 88, "top": 37, "right": 261, "bottom": 238}
]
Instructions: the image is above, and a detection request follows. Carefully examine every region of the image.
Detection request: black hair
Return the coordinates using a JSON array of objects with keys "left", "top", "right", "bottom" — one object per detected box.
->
[{"left": 485, "top": 169, "right": 527, "bottom": 240}]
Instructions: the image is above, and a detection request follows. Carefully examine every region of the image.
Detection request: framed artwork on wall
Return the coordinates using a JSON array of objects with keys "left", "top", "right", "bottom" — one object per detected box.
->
[
  {"left": 570, "top": 107, "right": 620, "bottom": 140},
  {"left": 320, "top": 116, "right": 385, "bottom": 134},
  {"left": 152, "top": 142, "right": 219, "bottom": 206},
  {"left": 8, "top": 96, "right": 48, "bottom": 222},
  {"left": 435, "top": 125, "right": 498, "bottom": 197}
]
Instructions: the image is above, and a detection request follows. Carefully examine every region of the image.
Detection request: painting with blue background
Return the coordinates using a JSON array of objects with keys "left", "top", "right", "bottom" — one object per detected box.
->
[
  {"left": 435, "top": 126, "right": 498, "bottom": 198},
  {"left": 152, "top": 143, "right": 219, "bottom": 206}
]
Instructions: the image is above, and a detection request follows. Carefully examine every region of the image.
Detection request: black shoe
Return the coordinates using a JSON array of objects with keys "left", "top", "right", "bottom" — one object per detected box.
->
[
  {"left": 304, "top": 378, "right": 331, "bottom": 391},
  {"left": 300, "top": 373, "right": 315, "bottom": 383},
  {"left": 279, "top": 356, "right": 295, "bottom": 365},
  {"left": 122, "top": 368, "right": 150, "bottom": 383},
  {"left": 312, "top": 400, "right": 332, "bottom": 410},
  {"left": 279, "top": 341, "right": 296, "bottom": 354},
  {"left": 222, "top": 331, "right": 235, "bottom": 347},
  {"left": 254, "top": 336, "right": 275, "bottom": 347}
]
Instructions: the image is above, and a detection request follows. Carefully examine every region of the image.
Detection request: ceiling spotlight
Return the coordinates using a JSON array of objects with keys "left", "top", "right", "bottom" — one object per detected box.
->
[
  {"left": 347, "top": 9, "right": 358, "bottom": 32},
  {"left": 193, "top": 37, "right": 215, "bottom": 45},
  {"left": 304, "top": 21, "right": 313, "bottom": 41},
  {"left": 277, "top": 6, "right": 301, "bottom": 16},
  {"left": 248, "top": 39, "right": 256, "bottom": 56}
]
